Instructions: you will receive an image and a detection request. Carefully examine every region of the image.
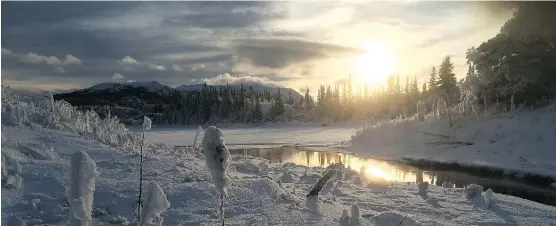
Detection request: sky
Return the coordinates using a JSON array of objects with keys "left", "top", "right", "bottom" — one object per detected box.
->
[{"left": 1, "top": 1, "right": 514, "bottom": 94}]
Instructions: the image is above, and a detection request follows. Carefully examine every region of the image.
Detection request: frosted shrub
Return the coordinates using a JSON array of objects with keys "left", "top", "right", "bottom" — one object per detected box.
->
[
  {"left": 417, "top": 182, "right": 428, "bottom": 196},
  {"left": 1, "top": 91, "right": 143, "bottom": 152},
  {"left": 139, "top": 181, "right": 170, "bottom": 226},
  {"left": 416, "top": 100, "right": 426, "bottom": 121},
  {"left": 67, "top": 151, "right": 98, "bottom": 226},
  {"left": 464, "top": 184, "right": 483, "bottom": 199},
  {"left": 192, "top": 125, "right": 203, "bottom": 153},
  {"left": 483, "top": 188, "right": 495, "bottom": 208},
  {"left": 202, "top": 126, "right": 230, "bottom": 226}
]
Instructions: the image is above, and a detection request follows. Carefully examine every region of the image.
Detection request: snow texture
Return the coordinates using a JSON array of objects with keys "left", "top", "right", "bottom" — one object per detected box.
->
[
  {"left": 339, "top": 209, "right": 350, "bottom": 226},
  {"left": 375, "top": 211, "right": 420, "bottom": 226},
  {"left": 139, "top": 181, "right": 170, "bottom": 226},
  {"left": 484, "top": 188, "right": 495, "bottom": 209},
  {"left": 417, "top": 182, "right": 428, "bottom": 197},
  {"left": 142, "top": 116, "right": 152, "bottom": 131},
  {"left": 442, "top": 182, "right": 454, "bottom": 188},
  {"left": 201, "top": 126, "right": 231, "bottom": 196},
  {"left": 464, "top": 184, "right": 483, "bottom": 199},
  {"left": 67, "top": 151, "right": 98, "bottom": 226}
]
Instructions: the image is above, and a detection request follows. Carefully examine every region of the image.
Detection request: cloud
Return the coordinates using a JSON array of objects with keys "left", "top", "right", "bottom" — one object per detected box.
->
[
  {"left": 201, "top": 73, "right": 281, "bottom": 87},
  {"left": 172, "top": 64, "right": 184, "bottom": 71},
  {"left": 191, "top": 64, "right": 207, "bottom": 71},
  {"left": 147, "top": 64, "right": 167, "bottom": 71},
  {"left": 119, "top": 56, "right": 139, "bottom": 65},
  {"left": 54, "top": 66, "right": 65, "bottom": 73},
  {"left": 112, "top": 73, "right": 125, "bottom": 80},
  {"left": 64, "top": 54, "right": 82, "bottom": 65},
  {"left": 233, "top": 38, "right": 364, "bottom": 69},
  {"left": 2, "top": 48, "right": 13, "bottom": 55}
]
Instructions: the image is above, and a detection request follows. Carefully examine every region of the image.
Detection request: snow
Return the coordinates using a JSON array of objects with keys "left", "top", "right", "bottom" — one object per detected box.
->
[
  {"left": 142, "top": 116, "right": 152, "bottom": 131},
  {"left": 417, "top": 182, "right": 428, "bottom": 197},
  {"left": 67, "top": 151, "right": 98, "bottom": 226},
  {"left": 464, "top": 184, "right": 484, "bottom": 199},
  {"left": 139, "top": 181, "right": 170, "bottom": 225},
  {"left": 2, "top": 91, "right": 556, "bottom": 225},
  {"left": 145, "top": 122, "right": 360, "bottom": 150},
  {"left": 201, "top": 126, "right": 231, "bottom": 196},
  {"left": 484, "top": 188, "right": 495, "bottom": 209},
  {"left": 349, "top": 105, "right": 556, "bottom": 178}
]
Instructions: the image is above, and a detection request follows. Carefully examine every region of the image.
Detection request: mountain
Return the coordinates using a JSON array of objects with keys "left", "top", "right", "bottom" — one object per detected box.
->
[
  {"left": 176, "top": 83, "right": 302, "bottom": 99},
  {"left": 53, "top": 81, "right": 303, "bottom": 125},
  {"left": 82, "top": 81, "right": 174, "bottom": 95}
]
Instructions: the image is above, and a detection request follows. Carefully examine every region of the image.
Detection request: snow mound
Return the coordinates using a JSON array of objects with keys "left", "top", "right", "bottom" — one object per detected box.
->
[
  {"left": 279, "top": 172, "right": 299, "bottom": 183},
  {"left": 139, "top": 181, "right": 170, "bottom": 225},
  {"left": 484, "top": 188, "right": 495, "bottom": 208},
  {"left": 417, "top": 182, "right": 428, "bottom": 196},
  {"left": 299, "top": 172, "right": 320, "bottom": 184},
  {"left": 235, "top": 161, "right": 260, "bottom": 174},
  {"left": 464, "top": 184, "right": 483, "bottom": 199},
  {"left": 375, "top": 211, "right": 421, "bottom": 226}
]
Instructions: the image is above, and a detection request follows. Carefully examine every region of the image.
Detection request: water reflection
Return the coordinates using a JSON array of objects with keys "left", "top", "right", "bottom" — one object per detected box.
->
[
  {"left": 229, "top": 146, "right": 556, "bottom": 206},
  {"left": 230, "top": 146, "right": 435, "bottom": 184}
]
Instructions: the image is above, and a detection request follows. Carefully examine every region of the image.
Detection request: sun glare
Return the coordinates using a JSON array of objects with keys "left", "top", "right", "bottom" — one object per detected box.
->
[
  {"left": 354, "top": 42, "right": 395, "bottom": 84},
  {"left": 365, "top": 167, "right": 387, "bottom": 179}
]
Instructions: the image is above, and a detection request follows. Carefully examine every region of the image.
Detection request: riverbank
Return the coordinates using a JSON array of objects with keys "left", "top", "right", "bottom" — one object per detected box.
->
[{"left": 349, "top": 104, "right": 556, "bottom": 179}]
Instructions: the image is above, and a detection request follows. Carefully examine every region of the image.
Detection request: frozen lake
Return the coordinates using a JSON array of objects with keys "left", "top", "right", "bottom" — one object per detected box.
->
[{"left": 143, "top": 123, "right": 362, "bottom": 149}]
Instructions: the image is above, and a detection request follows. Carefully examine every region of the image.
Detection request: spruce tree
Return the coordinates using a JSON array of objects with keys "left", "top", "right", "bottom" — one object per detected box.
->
[
  {"left": 429, "top": 66, "right": 437, "bottom": 91},
  {"left": 437, "top": 56, "right": 459, "bottom": 103}
]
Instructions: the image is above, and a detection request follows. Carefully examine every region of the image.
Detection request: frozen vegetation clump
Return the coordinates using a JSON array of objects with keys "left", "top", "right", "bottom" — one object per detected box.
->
[
  {"left": 67, "top": 151, "right": 98, "bottom": 226},
  {"left": 202, "top": 126, "right": 231, "bottom": 226},
  {"left": 139, "top": 181, "right": 170, "bottom": 226},
  {"left": 464, "top": 184, "right": 483, "bottom": 199}
]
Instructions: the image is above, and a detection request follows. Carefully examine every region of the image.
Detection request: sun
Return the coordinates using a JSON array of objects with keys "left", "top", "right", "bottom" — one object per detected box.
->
[{"left": 354, "top": 42, "right": 395, "bottom": 84}]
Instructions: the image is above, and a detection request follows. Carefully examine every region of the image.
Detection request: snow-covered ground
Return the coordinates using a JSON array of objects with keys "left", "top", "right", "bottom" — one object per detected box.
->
[
  {"left": 3, "top": 91, "right": 556, "bottom": 225},
  {"left": 3, "top": 123, "right": 556, "bottom": 225},
  {"left": 349, "top": 104, "right": 556, "bottom": 178},
  {"left": 144, "top": 123, "right": 361, "bottom": 150}
]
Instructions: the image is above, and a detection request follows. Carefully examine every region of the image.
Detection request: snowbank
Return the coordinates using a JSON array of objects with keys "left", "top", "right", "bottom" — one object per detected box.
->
[{"left": 349, "top": 104, "right": 556, "bottom": 178}]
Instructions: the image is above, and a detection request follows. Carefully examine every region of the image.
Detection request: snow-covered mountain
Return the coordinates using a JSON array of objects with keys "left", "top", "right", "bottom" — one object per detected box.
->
[
  {"left": 82, "top": 81, "right": 174, "bottom": 95},
  {"left": 176, "top": 83, "right": 303, "bottom": 99}
]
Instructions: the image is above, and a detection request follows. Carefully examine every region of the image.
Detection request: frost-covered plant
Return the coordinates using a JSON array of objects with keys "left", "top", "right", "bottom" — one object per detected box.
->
[
  {"left": 307, "top": 169, "right": 336, "bottom": 197},
  {"left": 192, "top": 125, "right": 202, "bottom": 153},
  {"left": 483, "top": 188, "right": 495, "bottom": 208},
  {"left": 139, "top": 181, "right": 170, "bottom": 226},
  {"left": 67, "top": 151, "right": 98, "bottom": 226},
  {"left": 464, "top": 184, "right": 483, "bottom": 199},
  {"left": 137, "top": 116, "right": 152, "bottom": 220},
  {"left": 202, "top": 126, "right": 230, "bottom": 226},
  {"left": 350, "top": 204, "right": 360, "bottom": 226},
  {"left": 1, "top": 91, "right": 143, "bottom": 152},
  {"left": 416, "top": 100, "right": 426, "bottom": 121},
  {"left": 417, "top": 182, "right": 428, "bottom": 196}
]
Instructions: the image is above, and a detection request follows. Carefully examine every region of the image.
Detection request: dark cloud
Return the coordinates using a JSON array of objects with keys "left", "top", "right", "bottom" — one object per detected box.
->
[
  {"left": 233, "top": 39, "right": 364, "bottom": 69},
  {"left": 1, "top": 2, "right": 281, "bottom": 89}
]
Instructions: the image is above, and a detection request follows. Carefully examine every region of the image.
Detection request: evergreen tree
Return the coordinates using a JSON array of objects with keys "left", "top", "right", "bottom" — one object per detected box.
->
[
  {"left": 253, "top": 101, "right": 263, "bottom": 121},
  {"left": 270, "top": 88, "right": 285, "bottom": 117},
  {"left": 286, "top": 92, "right": 294, "bottom": 105},
  {"left": 304, "top": 87, "right": 314, "bottom": 109},
  {"left": 437, "top": 56, "right": 459, "bottom": 103},
  {"left": 429, "top": 67, "right": 437, "bottom": 91},
  {"left": 405, "top": 76, "right": 410, "bottom": 94},
  {"left": 422, "top": 82, "right": 427, "bottom": 94}
]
